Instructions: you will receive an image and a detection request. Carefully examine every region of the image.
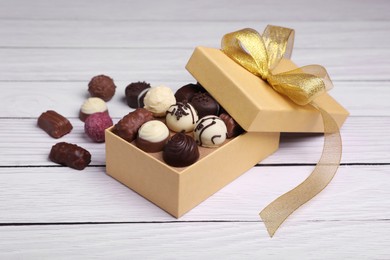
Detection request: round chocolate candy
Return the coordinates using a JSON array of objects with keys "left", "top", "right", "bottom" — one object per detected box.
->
[
  {"left": 143, "top": 85, "right": 176, "bottom": 117},
  {"left": 174, "top": 83, "right": 205, "bottom": 103},
  {"left": 84, "top": 112, "right": 113, "bottom": 143},
  {"left": 163, "top": 132, "right": 199, "bottom": 167},
  {"left": 190, "top": 92, "right": 220, "bottom": 118},
  {"left": 125, "top": 81, "right": 151, "bottom": 108},
  {"left": 194, "top": 115, "right": 227, "bottom": 148},
  {"left": 79, "top": 97, "right": 108, "bottom": 122},
  {"left": 166, "top": 102, "right": 199, "bottom": 133},
  {"left": 135, "top": 120, "right": 169, "bottom": 153},
  {"left": 88, "top": 75, "right": 116, "bottom": 101}
]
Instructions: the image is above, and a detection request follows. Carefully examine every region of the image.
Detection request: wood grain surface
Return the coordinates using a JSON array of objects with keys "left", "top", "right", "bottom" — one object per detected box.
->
[{"left": 1, "top": 0, "right": 389, "bottom": 259}]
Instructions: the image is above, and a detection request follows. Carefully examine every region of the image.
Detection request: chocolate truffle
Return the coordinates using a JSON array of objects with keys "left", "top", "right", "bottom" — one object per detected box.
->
[
  {"left": 37, "top": 110, "right": 73, "bottom": 138},
  {"left": 49, "top": 142, "right": 91, "bottom": 170},
  {"left": 88, "top": 75, "right": 116, "bottom": 101},
  {"left": 174, "top": 83, "right": 204, "bottom": 103},
  {"left": 143, "top": 85, "right": 176, "bottom": 117},
  {"left": 125, "top": 81, "right": 151, "bottom": 108},
  {"left": 163, "top": 132, "right": 199, "bottom": 167},
  {"left": 166, "top": 102, "right": 199, "bottom": 133},
  {"left": 79, "top": 97, "right": 108, "bottom": 122},
  {"left": 135, "top": 120, "right": 169, "bottom": 153},
  {"left": 190, "top": 92, "right": 220, "bottom": 118},
  {"left": 194, "top": 115, "right": 227, "bottom": 148},
  {"left": 84, "top": 112, "right": 113, "bottom": 143},
  {"left": 112, "top": 108, "right": 154, "bottom": 142},
  {"left": 219, "top": 113, "right": 244, "bottom": 138}
]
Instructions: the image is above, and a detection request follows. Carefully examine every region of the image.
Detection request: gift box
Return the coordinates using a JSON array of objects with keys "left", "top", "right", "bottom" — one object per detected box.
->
[{"left": 105, "top": 27, "right": 349, "bottom": 220}]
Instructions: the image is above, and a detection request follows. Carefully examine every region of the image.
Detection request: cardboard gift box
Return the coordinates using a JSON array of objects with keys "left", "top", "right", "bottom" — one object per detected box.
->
[{"left": 105, "top": 45, "right": 349, "bottom": 218}]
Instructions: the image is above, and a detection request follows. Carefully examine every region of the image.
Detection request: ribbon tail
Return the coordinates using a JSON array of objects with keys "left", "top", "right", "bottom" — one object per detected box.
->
[{"left": 259, "top": 103, "right": 342, "bottom": 237}]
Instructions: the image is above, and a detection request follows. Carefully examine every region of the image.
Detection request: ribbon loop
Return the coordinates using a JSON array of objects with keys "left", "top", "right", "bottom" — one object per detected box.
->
[{"left": 221, "top": 26, "right": 342, "bottom": 237}]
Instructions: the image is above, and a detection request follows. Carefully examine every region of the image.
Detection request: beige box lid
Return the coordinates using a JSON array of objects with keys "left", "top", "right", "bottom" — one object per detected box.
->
[{"left": 186, "top": 46, "right": 349, "bottom": 133}]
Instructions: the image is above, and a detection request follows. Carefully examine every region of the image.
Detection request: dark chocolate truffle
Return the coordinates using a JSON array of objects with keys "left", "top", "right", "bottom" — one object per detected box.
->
[
  {"left": 49, "top": 142, "right": 91, "bottom": 170},
  {"left": 112, "top": 108, "right": 154, "bottom": 142},
  {"left": 190, "top": 92, "right": 220, "bottom": 118},
  {"left": 88, "top": 75, "right": 116, "bottom": 101},
  {"left": 38, "top": 110, "right": 73, "bottom": 138},
  {"left": 219, "top": 113, "right": 244, "bottom": 138},
  {"left": 174, "top": 83, "right": 205, "bottom": 103},
  {"left": 125, "top": 81, "right": 151, "bottom": 108},
  {"left": 163, "top": 132, "right": 199, "bottom": 167}
]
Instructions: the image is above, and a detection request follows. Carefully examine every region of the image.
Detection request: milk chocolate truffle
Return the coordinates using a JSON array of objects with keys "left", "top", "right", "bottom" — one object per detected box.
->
[
  {"left": 79, "top": 97, "right": 108, "bottom": 122},
  {"left": 38, "top": 110, "right": 73, "bottom": 138},
  {"left": 143, "top": 85, "right": 176, "bottom": 117},
  {"left": 166, "top": 102, "right": 199, "bottom": 133},
  {"left": 219, "top": 113, "right": 244, "bottom": 138},
  {"left": 112, "top": 108, "right": 154, "bottom": 142},
  {"left": 163, "top": 132, "right": 199, "bottom": 167},
  {"left": 49, "top": 142, "right": 91, "bottom": 170},
  {"left": 174, "top": 83, "right": 205, "bottom": 103},
  {"left": 194, "top": 115, "right": 227, "bottom": 148},
  {"left": 135, "top": 120, "right": 169, "bottom": 153},
  {"left": 88, "top": 75, "right": 116, "bottom": 101},
  {"left": 84, "top": 112, "right": 113, "bottom": 143},
  {"left": 125, "top": 81, "right": 151, "bottom": 108},
  {"left": 190, "top": 92, "right": 220, "bottom": 118}
]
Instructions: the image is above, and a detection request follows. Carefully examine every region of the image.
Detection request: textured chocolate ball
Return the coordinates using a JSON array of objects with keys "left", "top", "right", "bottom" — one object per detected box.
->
[
  {"left": 125, "top": 81, "right": 151, "bottom": 108},
  {"left": 174, "top": 83, "right": 205, "bottom": 103},
  {"left": 190, "top": 92, "right": 220, "bottom": 118},
  {"left": 84, "top": 112, "right": 113, "bottom": 143},
  {"left": 88, "top": 75, "right": 116, "bottom": 101},
  {"left": 163, "top": 132, "right": 199, "bottom": 167}
]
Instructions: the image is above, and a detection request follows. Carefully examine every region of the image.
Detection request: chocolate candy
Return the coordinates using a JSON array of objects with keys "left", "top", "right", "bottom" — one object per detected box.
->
[
  {"left": 79, "top": 97, "right": 108, "bottom": 122},
  {"left": 163, "top": 132, "right": 199, "bottom": 167},
  {"left": 190, "top": 92, "right": 220, "bottom": 118},
  {"left": 135, "top": 120, "right": 169, "bottom": 153},
  {"left": 88, "top": 75, "right": 116, "bottom": 101},
  {"left": 84, "top": 112, "right": 113, "bottom": 143},
  {"left": 113, "top": 108, "right": 154, "bottom": 142},
  {"left": 37, "top": 110, "right": 73, "bottom": 138},
  {"left": 219, "top": 113, "right": 244, "bottom": 138},
  {"left": 125, "top": 81, "right": 151, "bottom": 108},
  {"left": 166, "top": 102, "right": 199, "bottom": 133},
  {"left": 174, "top": 83, "right": 205, "bottom": 103},
  {"left": 49, "top": 142, "right": 91, "bottom": 170},
  {"left": 194, "top": 115, "right": 227, "bottom": 148}
]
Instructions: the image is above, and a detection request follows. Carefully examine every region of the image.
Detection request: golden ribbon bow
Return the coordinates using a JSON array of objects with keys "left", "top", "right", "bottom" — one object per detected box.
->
[{"left": 222, "top": 25, "right": 342, "bottom": 237}]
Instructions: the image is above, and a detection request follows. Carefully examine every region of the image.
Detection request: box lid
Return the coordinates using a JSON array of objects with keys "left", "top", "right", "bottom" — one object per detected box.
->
[{"left": 185, "top": 46, "right": 349, "bottom": 133}]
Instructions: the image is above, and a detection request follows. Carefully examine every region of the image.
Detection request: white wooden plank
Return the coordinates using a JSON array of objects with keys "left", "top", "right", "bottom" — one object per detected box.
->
[
  {"left": 0, "top": 117, "right": 388, "bottom": 166},
  {"left": 0, "top": 221, "right": 389, "bottom": 259},
  {"left": 0, "top": 166, "right": 388, "bottom": 223},
  {"left": 1, "top": 81, "right": 388, "bottom": 118},
  {"left": 1, "top": 48, "right": 389, "bottom": 81},
  {"left": 1, "top": 20, "right": 389, "bottom": 49},
  {"left": 0, "top": 0, "right": 389, "bottom": 21}
]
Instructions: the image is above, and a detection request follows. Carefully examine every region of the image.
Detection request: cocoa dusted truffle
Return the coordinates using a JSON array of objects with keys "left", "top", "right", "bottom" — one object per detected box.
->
[
  {"left": 49, "top": 142, "right": 91, "bottom": 170},
  {"left": 125, "top": 81, "right": 151, "bottom": 108},
  {"left": 112, "top": 108, "right": 154, "bottom": 142},
  {"left": 88, "top": 75, "right": 116, "bottom": 101},
  {"left": 174, "top": 83, "right": 205, "bottom": 103},
  {"left": 163, "top": 132, "right": 199, "bottom": 167},
  {"left": 190, "top": 92, "right": 220, "bottom": 118},
  {"left": 84, "top": 112, "right": 113, "bottom": 143},
  {"left": 135, "top": 120, "right": 170, "bottom": 153},
  {"left": 219, "top": 113, "right": 244, "bottom": 138},
  {"left": 37, "top": 110, "right": 73, "bottom": 138}
]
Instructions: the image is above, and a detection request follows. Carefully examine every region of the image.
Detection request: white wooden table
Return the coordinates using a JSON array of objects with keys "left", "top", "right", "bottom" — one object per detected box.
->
[{"left": 1, "top": 0, "right": 389, "bottom": 258}]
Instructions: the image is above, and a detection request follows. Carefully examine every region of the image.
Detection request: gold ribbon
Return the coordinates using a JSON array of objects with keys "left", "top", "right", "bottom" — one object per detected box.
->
[{"left": 221, "top": 25, "right": 342, "bottom": 237}]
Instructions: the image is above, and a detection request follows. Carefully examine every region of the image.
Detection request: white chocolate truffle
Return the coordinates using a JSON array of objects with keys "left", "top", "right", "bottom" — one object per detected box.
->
[
  {"left": 138, "top": 120, "right": 169, "bottom": 143},
  {"left": 166, "top": 102, "right": 199, "bottom": 133},
  {"left": 194, "top": 115, "right": 227, "bottom": 148},
  {"left": 143, "top": 85, "right": 176, "bottom": 117},
  {"left": 81, "top": 97, "right": 107, "bottom": 114}
]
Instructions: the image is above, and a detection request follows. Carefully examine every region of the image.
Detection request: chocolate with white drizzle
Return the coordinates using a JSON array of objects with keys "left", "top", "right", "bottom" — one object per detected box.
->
[
  {"left": 194, "top": 115, "right": 227, "bottom": 148},
  {"left": 166, "top": 102, "right": 199, "bottom": 133}
]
